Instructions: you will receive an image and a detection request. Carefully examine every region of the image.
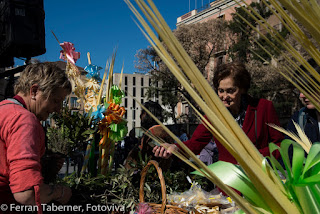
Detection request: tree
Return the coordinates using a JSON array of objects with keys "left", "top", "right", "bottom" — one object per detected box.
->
[
  {"left": 227, "top": 2, "right": 301, "bottom": 126},
  {"left": 134, "top": 46, "right": 159, "bottom": 74},
  {"left": 227, "top": 2, "right": 290, "bottom": 62},
  {"left": 135, "top": 19, "right": 228, "bottom": 123},
  {"left": 246, "top": 60, "right": 299, "bottom": 126}
]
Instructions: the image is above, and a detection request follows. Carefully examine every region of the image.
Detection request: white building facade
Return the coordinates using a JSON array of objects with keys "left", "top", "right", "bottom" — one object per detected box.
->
[{"left": 112, "top": 73, "right": 174, "bottom": 133}]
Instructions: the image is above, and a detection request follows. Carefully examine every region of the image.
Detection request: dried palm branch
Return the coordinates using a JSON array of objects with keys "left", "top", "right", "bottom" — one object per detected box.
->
[
  {"left": 268, "top": 122, "right": 312, "bottom": 153},
  {"left": 125, "top": 0, "right": 299, "bottom": 213},
  {"left": 105, "top": 50, "right": 117, "bottom": 102},
  {"left": 234, "top": 0, "right": 320, "bottom": 112},
  {"left": 97, "top": 61, "right": 109, "bottom": 106},
  {"left": 133, "top": 97, "right": 256, "bottom": 214}
]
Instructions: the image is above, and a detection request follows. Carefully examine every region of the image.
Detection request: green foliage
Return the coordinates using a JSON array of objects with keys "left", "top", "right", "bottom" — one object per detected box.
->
[
  {"left": 59, "top": 173, "right": 107, "bottom": 206},
  {"left": 46, "top": 107, "right": 96, "bottom": 155},
  {"left": 102, "top": 166, "right": 139, "bottom": 211},
  {"left": 228, "top": 2, "right": 289, "bottom": 62},
  {"left": 145, "top": 70, "right": 180, "bottom": 123},
  {"left": 59, "top": 150, "right": 209, "bottom": 212},
  {"left": 228, "top": 4, "right": 255, "bottom": 62},
  {"left": 46, "top": 124, "right": 73, "bottom": 155}
]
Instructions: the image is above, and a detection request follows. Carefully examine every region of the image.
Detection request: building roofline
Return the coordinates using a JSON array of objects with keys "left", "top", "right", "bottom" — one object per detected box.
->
[{"left": 176, "top": 0, "right": 236, "bottom": 26}]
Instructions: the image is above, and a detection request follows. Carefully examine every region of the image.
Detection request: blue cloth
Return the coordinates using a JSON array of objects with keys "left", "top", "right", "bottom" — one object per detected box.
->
[
  {"left": 179, "top": 133, "right": 189, "bottom": 142},
  {"left": 283, "top": 108, "right": 320, "bottom": 167},
  {"left": 199, "top": 140, "right": 217, "bottom": 165}
]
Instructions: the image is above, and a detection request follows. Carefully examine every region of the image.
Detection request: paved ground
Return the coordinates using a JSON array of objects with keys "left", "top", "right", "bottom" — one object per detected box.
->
[{"left": 58, "top": 159, "right": 78, "bottom": 177}]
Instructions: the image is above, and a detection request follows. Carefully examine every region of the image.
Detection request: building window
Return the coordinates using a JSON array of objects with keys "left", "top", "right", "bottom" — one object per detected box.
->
[
  {"left": 133, "top": 99, "right": 136, "bottom": 108},
  {"left": 125, "top": 87, "right": 128, "bottom": 96},
  {"left": 125, "top": 76, "right": 128, "bottom": 85},
  {"left": 133, "top": 87, "right": 136, "bottom": 96},
  {"left": 133, "top": 77, "right": 136, "bottom": 86},
  {"left": 124, "top": 112, "right": 127, "bottom": 119},
  {"left": 141, "top": 99, "right": 144, "bottom": 105},
  {"left": 133, "top": 110, "right": 136, "bottom": 120},
  {"left": 156, "top": 81, "right": 158, "bottom": 87},
  {"left": 141, "top": 88, "right": 144, "bottom": 97},
  {"left": 125, "top": 98, "right": 128, "bottom": 108},
  {"left": 141, "top": 77, "right": 144, "bottom": 86},
  {"left": 218, "top": 14, "right": 225, "bottom": 19},
  {"left": 156, "top": 90, "right": 159, "bottom": 98},
  {"left": 149, "top": 78, "right": 151, "bottom": 86}
]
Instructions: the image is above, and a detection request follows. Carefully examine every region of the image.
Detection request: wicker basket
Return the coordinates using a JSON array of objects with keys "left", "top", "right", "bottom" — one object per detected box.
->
[{"left": 139, "top": 160, "right": 189, "bottom": 214}]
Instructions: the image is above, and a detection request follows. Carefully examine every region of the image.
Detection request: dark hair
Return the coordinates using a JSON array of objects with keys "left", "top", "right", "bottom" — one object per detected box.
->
[
  {"left": 14, "top": 62, "right": 72, "bottom": 97},
  {"left": 140, "top": 101, "right": 163, "bottom": 129},
  {"left": 129, "top": 128, "right": 136, "bottom": 138},
  {"left": 213, "top": 62, "right": 251, "bottom": 93}
]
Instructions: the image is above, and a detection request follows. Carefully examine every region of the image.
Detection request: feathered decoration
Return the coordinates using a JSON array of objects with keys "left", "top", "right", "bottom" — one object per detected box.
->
[{"left": 59, "top": 42, "right": 80, "bottom": 64}]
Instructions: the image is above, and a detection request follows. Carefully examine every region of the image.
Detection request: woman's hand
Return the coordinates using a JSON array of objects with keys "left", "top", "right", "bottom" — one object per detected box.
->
[{"left": 152, "top": 143, "right": 178, "bottom": 159}]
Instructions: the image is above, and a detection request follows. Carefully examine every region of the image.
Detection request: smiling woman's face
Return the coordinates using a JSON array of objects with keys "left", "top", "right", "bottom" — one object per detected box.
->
[{"left": 217, "top": 76, "right": 244, "bottom": 115}]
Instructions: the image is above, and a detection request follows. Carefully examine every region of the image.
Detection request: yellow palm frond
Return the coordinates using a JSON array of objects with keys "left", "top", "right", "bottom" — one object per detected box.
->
[
  {"left": 268, "top": 123, "right": 311, "bottom": 153},
  {"left": 236, "top": 0, "right": 320, "bottom": 113},
  {"left": 125, "top": 0, "right": 299, "bottom": 212}
]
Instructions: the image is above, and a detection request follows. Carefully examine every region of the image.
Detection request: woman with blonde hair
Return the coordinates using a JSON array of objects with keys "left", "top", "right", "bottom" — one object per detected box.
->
[{"left": 0, "top": 62, "right": 72, "bottom": 210}]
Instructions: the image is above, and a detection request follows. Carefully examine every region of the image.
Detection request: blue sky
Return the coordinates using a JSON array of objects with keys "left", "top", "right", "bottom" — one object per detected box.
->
[{"left": 14, "top": 1, "right": 211, "bottom": 74}]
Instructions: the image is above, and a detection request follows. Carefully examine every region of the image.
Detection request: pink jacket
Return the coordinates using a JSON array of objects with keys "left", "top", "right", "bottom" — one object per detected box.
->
[{"left": 0, "top": 99, "right": 45, "bottom": 204}]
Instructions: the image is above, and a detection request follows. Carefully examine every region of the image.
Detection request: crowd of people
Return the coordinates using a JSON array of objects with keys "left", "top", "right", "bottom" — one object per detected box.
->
[{"left": 0, "top": 60, "right": 319, "bottom": 209}]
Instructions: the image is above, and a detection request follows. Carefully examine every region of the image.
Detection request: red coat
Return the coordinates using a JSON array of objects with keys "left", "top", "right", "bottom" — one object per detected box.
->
[
  {"left": 0, "top": 98, "right": 45, "bottom": 204},
  {"left": 183, "top": 98, "right": 283, "bottom": 164}
]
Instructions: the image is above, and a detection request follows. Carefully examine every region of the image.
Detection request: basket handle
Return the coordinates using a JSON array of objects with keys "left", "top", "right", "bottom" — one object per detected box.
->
[{"left": 139, "top": 160, "right": 166, "bottom": 214}]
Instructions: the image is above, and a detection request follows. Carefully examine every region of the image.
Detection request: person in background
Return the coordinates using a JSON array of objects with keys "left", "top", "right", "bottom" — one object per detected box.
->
[
  {"left": 0, "top": 62, "right": 72, "bottom": 208},
  {"left": 286, "top": 59, "right": 320, "bottom": 143},
  {"left": 124, "top": 101, "right": 174, "bottom": 170},
  {"left": 199, "top": 140, "right": 219, "bottom": 165},
  {"left": 153, "top": 62, "right": 283, "bottom": 165},
  {"left": 178, "top": 127, "right": 189, "bottom": 142},
  {"left": 114, "top": 128, "right": 139, "bottom": 169},
  {"left": 140, "top": 101, "right": 164, "bottom": 130}
]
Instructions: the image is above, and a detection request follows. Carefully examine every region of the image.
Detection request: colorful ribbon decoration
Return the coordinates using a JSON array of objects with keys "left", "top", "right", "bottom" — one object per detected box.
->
[
  {"left": 98, "top": 101, "right": 127, "bottom": 175},
  {"left": 92, "top": 105, "right": 106, "bottom": 121},
  {"left": 98, "top": 102, "right": 127, "bottom": 142},
  {"left": 59, "top": 42, "right": 80, "bottom": 64},
  {"left": 268, "top": 140, "right": 320, "bottom": 214},
  {"left": 192, "top": 161, "right": 271, "bottom": 212},
  {"left": 96, "top": 86, "right": 127, "bottom": 176},
  {"left": 84, "top": 64, "right": 103, "bottom": 81},
  {"left": 193, "top": 140, "right": 320, "bottom": 214},
  {"left": 110, "top": 85, "right": 124, "bottom": 104}
]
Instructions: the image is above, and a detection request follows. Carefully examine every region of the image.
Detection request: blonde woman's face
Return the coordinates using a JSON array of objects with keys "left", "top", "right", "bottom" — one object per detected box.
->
[
  {"left": 217, "top": 77, "right": 243, "bottom": 115},
  {"left": 32, "top": 88, "right": 69, "bottom": 121}
]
